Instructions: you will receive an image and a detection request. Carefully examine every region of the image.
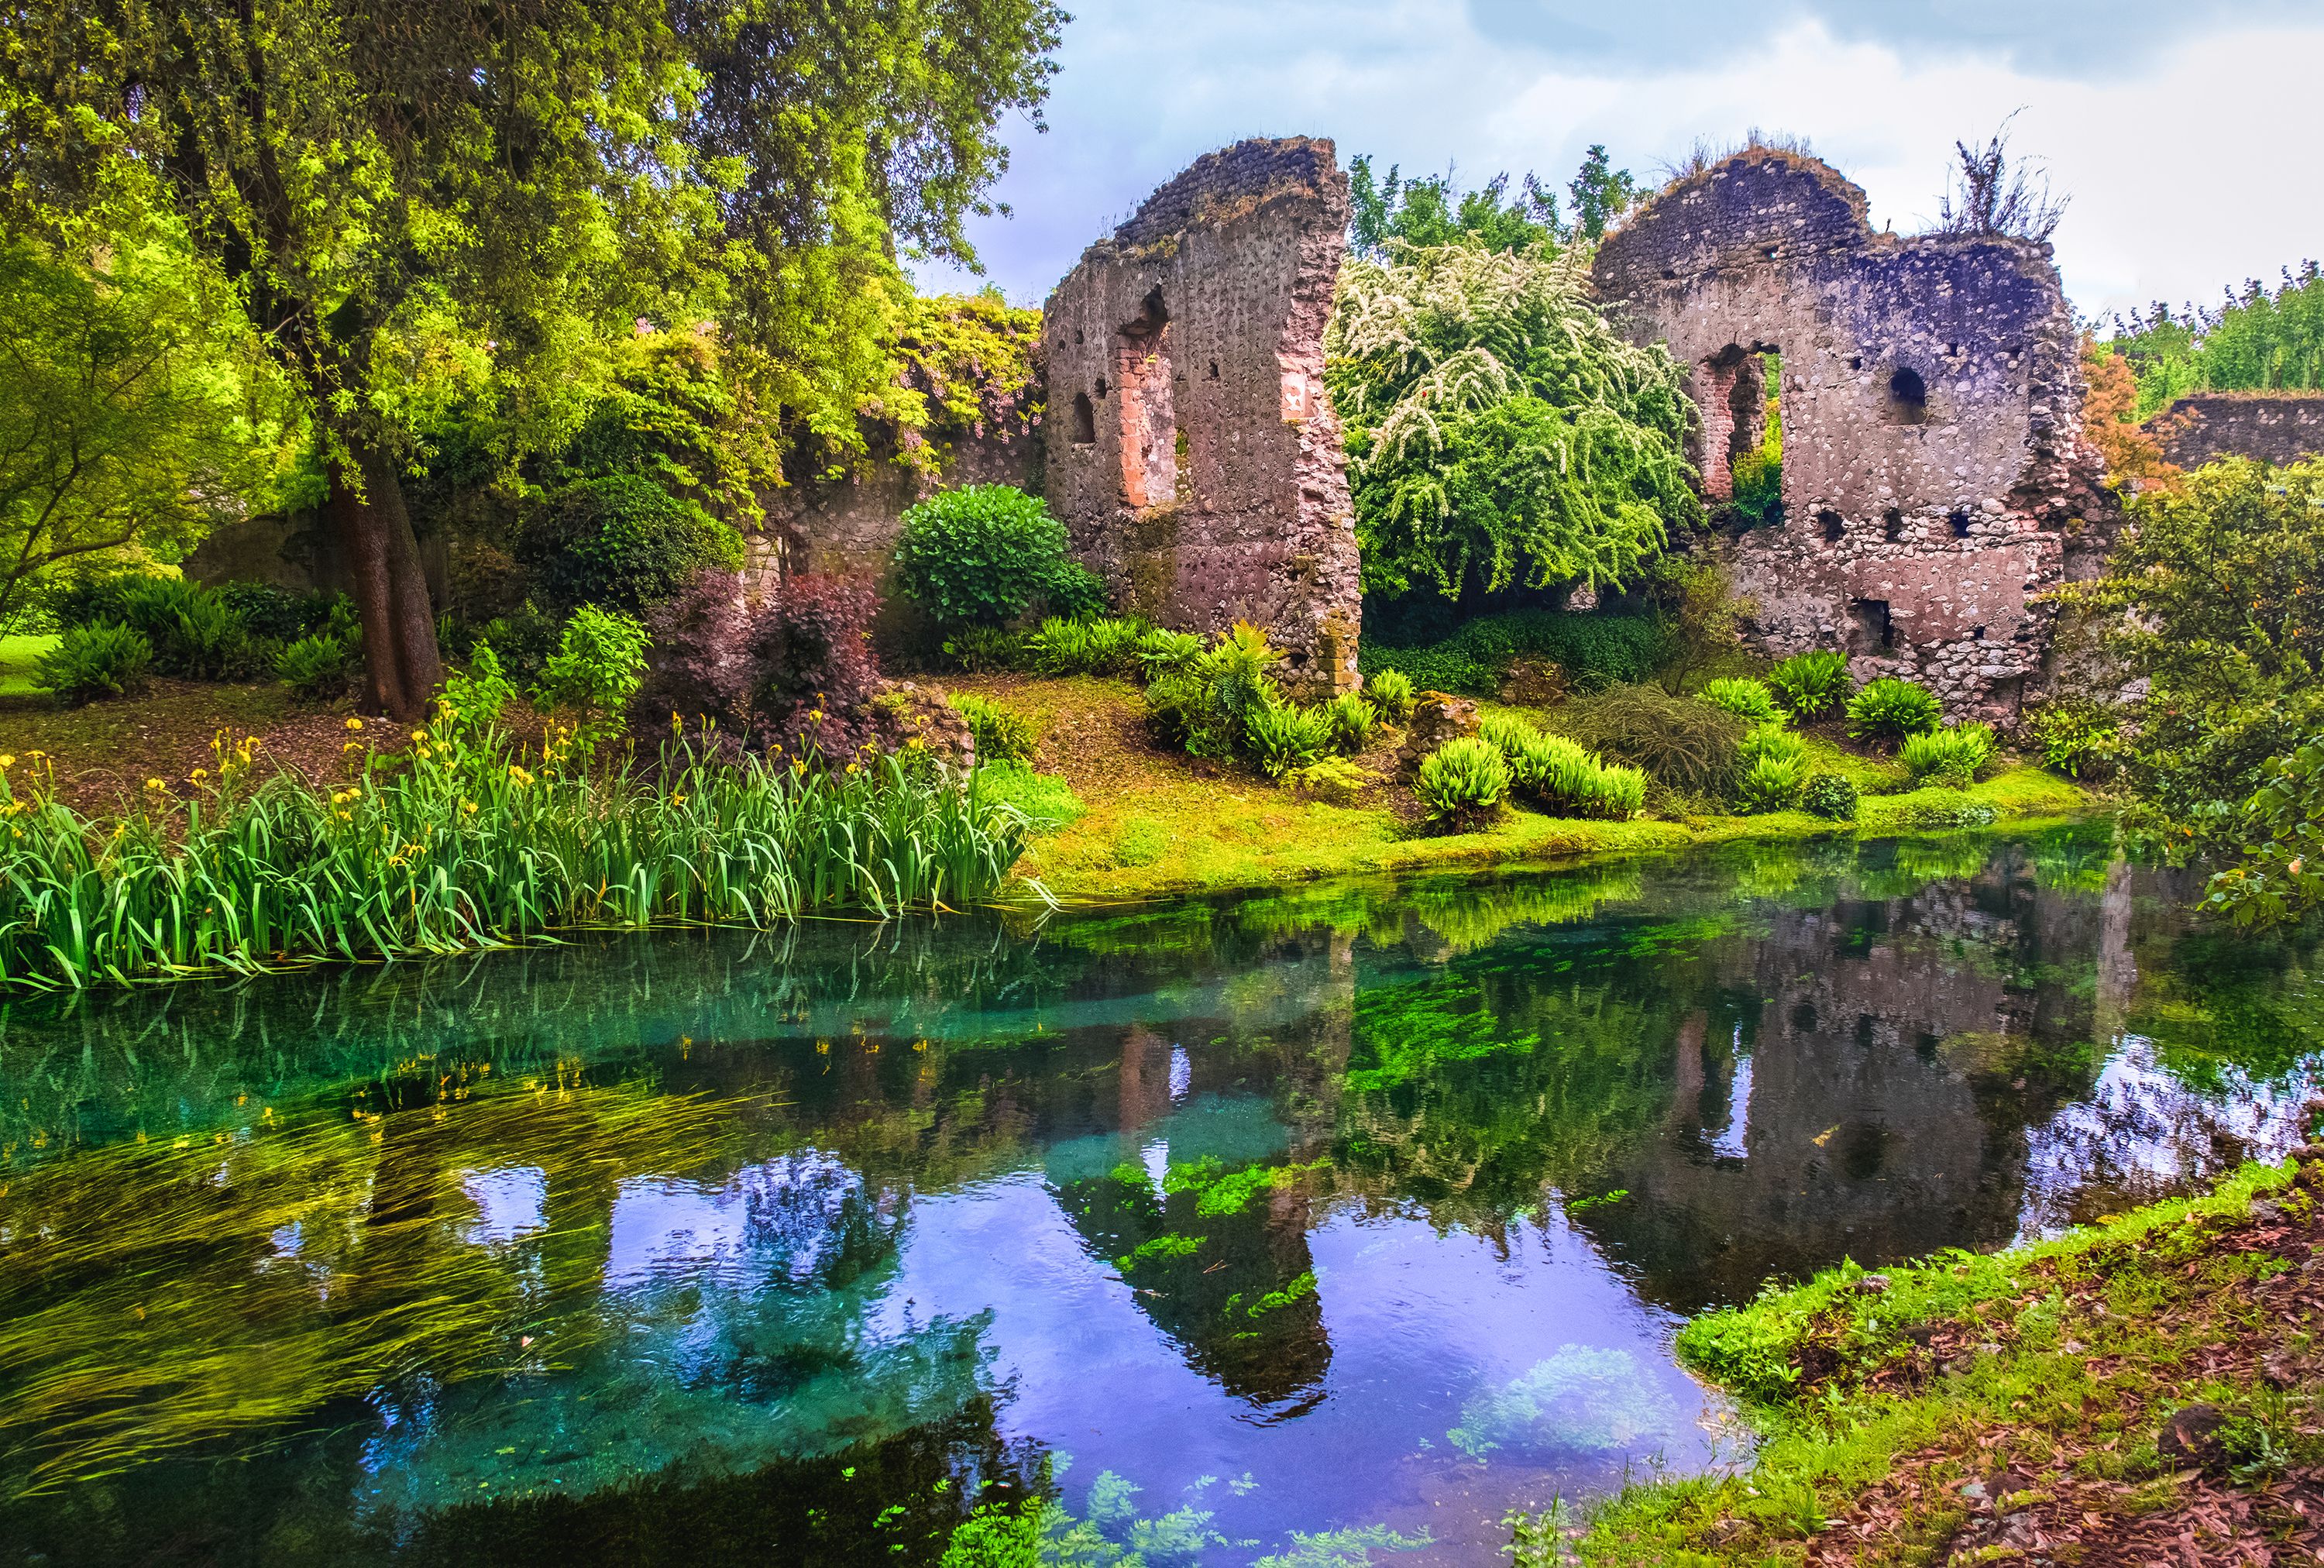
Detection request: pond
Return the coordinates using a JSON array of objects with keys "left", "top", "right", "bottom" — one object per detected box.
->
[{"left": 1, "top": 825, "right": 2317, "bottom": 1566}]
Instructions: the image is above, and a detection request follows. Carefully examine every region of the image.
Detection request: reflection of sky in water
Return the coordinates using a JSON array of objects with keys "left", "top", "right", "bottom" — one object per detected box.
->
[
  {"left": 461, "top": 1165, "right": 548, "bottom": 1246},
  {"left": 2013, "top": 1036, "right": 2321, "bottom": 1243}
]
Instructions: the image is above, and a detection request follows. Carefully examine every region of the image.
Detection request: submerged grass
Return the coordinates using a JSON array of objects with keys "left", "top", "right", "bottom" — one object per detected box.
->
[
  {"left": 0, "top": 1073, "right": 753, "bottom": 1497},
  {"left": 0, "top": 714, "right": 1035, "bottom": 989}
]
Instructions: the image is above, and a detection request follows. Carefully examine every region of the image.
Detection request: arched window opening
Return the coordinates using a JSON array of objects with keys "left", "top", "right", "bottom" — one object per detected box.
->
[{"left": 1886, "top": 366, "right": 1928, "bottom": 425}]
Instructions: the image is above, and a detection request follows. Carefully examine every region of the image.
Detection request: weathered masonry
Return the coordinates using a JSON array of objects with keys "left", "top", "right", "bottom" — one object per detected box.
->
[
  {"left": 2147, "top": 391, "right": 2324, "bottom": 469},
  {"left": 1043, "top": 138, "right": 1363, "bottom": 696},
  {"left": 1593, "top": 149, "right": 2105, "bottom": 720}
]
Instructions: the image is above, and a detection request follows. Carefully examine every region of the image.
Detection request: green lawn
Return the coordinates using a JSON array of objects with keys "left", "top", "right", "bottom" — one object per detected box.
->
[{"left": 0, "top": 634, "right": 57, "bottom": 697}]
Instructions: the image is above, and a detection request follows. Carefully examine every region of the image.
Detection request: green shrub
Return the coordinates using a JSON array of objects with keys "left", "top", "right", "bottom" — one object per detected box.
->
[
  {"left": 1846, "top": 678, "right": 1944, "bottom": 744},
  {"left": 1046, "top": 561, "right": 1108, "bottom": 621},
  {"left": 1360, "top": 671, "right": 1413, "bottom": 724},
  {"left": 1414, "top": 736, "right": 1511, "bottom": 830},
  {"left": 1585, "top": 764, "right": 1648, "bottom": 820},
  {"left": 947, "top": 693, "right": 1037, "bottom": 765},
  {"left": 1188, "top": 621, "right": 1284, "bottom": 759},
  {"left": 1478, "top": 710, "right": 1540, "bottom": 755},
  {"left": 115, "top": 576, "right": 256, "bottom": 680},
  {"left": 1246, "top": 698, "right": 1332, "bottom": 779},
  {"left": 1552, "top": 683, "right": 1747, "bottom": 797},
  {"left": 1322, "top": 691, "right": 1380, "bottom": 755},
  {"left": 894, "top": 483, "right": 1078, "bottom": 628},
  {"left": 1509, "top": 729, "right": 1597, "bottom": 806},
  {"left": 1134, "top": 626, "right": 1204, "bottom": 676},
  {"left": 36, "top": 622, "right": 153, "bottom": 704},
  {"left": 1358, "top": 610, "right": 1671, "bottom": 697},
  {"left": 277, "top": 632, "right": 360, "bottom": 703},
  {"left": 2023, "top": 700, "right": 2119, "bottom": 780},
  {"left": 1800, "top": 772, "right": 1859, "bottom": 821},
  {"left": 1026, "top": 615, "right": 1145, "bottom": 677},
  {"left": 941, "top": 625, "right": 1024, "bottom": 672},
  {"left": 1140, "top": 669, "right": 1206, "bottom": 750},
  {"left": 1738, "top": 751, "right": 1810, "bottom": 813},
  {"left": 1767, "top": 649, "right": 1852, "bottom": 719},
  {"left": 1697, "top": 676, "right": 1782, "bottom": 726},
  {"left": 973, "top": 759, "right": 1085, "bottom": 830},
  {"left": 438, "top": 644, "right": 518, "bottom": 734},
  {"left": 213, "top": 582, "right": 332, "bottom": 644},
  {"left": 1900, "top": 721, "right": 1998, "bottom": 786},
  {"left": 521, "top": 473, "right": 744, "bottom": 614},
  {"left": 44, "top": 573, "right": 141, "bottom": 631},
  {"left": 1738, "top": 723, "right": 1807, "bottom": 767},
  {"left": 532, "top": 607, "right": 649, "bottom": 745}
]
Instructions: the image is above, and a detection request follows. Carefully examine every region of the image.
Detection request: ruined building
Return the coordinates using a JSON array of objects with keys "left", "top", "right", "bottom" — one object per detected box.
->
[
  {"left": 1593, "top": 150, "right": 2106, "bottom": 719},
  {"left": 1042, "top": 138, "right": 1363, "bottom": 696},
  {"left": 2146, "top": 391, "right": 2324, "bottom": 469}
]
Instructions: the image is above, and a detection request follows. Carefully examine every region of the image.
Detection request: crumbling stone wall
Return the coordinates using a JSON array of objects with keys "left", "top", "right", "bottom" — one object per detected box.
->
[
  {"left": 2146, "top": 391, "right": 2324, "bottom": 469},
  {"left": 1042, "top": 138, "right": 1363, "bottom": 696},
  {"left": 1593, "top": 150, "right": 2106, "bottom": 720},
  {"left": 765, "top": 426, "right": 1041, "bottom": 579}
]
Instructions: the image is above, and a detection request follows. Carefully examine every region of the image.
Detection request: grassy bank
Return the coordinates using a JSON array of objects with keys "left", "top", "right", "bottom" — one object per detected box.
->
[
  {"left": 941, "top": 675, "right": 2093, "bottom": 903},
  {"left": 1566, "top": 1154, "right": 2324, "bottom": 1565}
]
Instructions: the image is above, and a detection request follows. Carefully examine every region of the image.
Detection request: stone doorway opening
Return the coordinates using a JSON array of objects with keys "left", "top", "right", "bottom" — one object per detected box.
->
[
  {"left": 1699, "top": 344, "right": 1783, "bottom": 520},
  {"left": 1114, "top": 286, "right": 1176, "bottom": 510}
]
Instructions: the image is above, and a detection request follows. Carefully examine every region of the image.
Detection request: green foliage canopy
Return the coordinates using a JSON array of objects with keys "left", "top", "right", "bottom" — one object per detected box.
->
[
  {"left": 2051, "top": 458, "right": 2324, "bottom": 854},
  {"left": 1325, "top": 244, "right": 1702, "bottom": 603},
  {"left": 2108, "top": 262, "right": 2324, "bottom": 418}
]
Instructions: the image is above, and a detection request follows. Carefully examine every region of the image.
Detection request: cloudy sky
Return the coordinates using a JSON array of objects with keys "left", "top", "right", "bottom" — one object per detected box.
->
[{"left": 913, "top": 0, "right": 2324, "bottom": 324}]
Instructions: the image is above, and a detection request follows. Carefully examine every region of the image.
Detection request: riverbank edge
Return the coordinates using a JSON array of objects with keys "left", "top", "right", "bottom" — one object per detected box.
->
[
  {"left": 1563, "top": 1151, "right": 2323, "bottom": 1565},
  {"left": 1016, "top": 765, "right": 2097, "bottom": 906}
]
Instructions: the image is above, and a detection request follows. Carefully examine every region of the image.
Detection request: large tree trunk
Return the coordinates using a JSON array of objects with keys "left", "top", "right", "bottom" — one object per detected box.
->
[{"left": 328, "top": 437, "right": 442, "bottom": 720}]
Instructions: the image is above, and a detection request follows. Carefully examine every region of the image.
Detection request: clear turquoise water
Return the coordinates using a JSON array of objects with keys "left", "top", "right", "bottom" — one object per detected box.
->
[{"left": 0, "top": 824, "right": 2315, "bottom": 1566}]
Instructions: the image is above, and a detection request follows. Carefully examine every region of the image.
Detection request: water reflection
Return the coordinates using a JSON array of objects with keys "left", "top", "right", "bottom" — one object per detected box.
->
[{"left": 0, "top": 825, "right": 2317, "bottom": 1565}]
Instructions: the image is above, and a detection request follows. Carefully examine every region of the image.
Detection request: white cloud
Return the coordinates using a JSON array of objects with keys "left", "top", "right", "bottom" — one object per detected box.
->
[{"left": 916, "top": 4, "right": 2324, "bottom": 323}]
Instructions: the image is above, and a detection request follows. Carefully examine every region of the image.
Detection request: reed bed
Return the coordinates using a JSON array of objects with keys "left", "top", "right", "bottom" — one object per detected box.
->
[{"left": 0, "top": 717, "right": 1034, "bottom": 989}]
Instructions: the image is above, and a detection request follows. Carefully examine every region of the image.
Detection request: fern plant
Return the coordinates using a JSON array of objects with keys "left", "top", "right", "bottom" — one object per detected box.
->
[
  {"left": 1767, "top": 649, "right": 1851, "bottom": 719},
  {"left": 1847, "top": 678, "right": 1944, "bottom": 744},
  {"left": 1698, "top": 677, "right": 1782, "bottom": 726},
  {"left": 1414, "top": 736, "right": 1511, "bottom": 830},
  {"left": 1246, "top": 698, "right": 1332, "bottom": 779}
]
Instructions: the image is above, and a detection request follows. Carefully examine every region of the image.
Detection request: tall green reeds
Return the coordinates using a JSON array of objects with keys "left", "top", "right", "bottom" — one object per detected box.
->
[{"left": 0, "top": 714, "right": 1034, "bottom": 989}]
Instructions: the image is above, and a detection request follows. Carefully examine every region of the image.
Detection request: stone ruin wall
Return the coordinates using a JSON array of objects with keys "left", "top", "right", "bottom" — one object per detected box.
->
[
  {"left": 1040, "top": 137, "right": 1363, "bottom": 696},
  {"left": 2146, "top": 391, "right": 2324, "bottom": 469},
  {"left": 1593, "top": 150, "right": 2107, "bottom": 722}
]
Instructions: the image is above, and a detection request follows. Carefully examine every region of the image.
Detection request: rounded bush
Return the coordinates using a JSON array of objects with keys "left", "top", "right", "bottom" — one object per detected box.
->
[
  {"left": 1800, "top": 772, "right": 1860, "bottom": 820},
  {"left": 1846, "top": 677, "right": 1944, "bottom": 744},
  {"left": 1697, "top": 677, "right": 1782, "bottom": 726},
  {"left": 1246, "top": 697, "right": 1332, "bottom": 779},
  {"left": 895, "top": 483, "right": 1077, "bottom": 629},
  {"left": 523, "top": 473, "right": 744, "bottom": 614},
  {"left": 276, "top": 632, "right": 359, "bottom": 703},
  {"left": 1364, "top": 669, "right": 1416, "bottom": 722},
  {"left": 1767, "top": 649, "right": 1852, "bottom": 719},
  {"left": 38, "top": 622, "right": 154, "bottom": 704},
  {"left": 1900, "top": 721, "right": 1998, "bottom": 787},
  {"left": 1414, "top": 736, "right": 1511, "bottom": 830},
  {"left": 947, "top": 692, "right": 1037, "bottom": 764}
]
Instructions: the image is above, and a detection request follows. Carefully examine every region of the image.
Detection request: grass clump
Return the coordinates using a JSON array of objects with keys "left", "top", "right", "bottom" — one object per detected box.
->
[
  {"left": 947, "top": 692, "right": 1037, "bottom": 764},
  {"left": 35, "top": 622, "right": 154, "bottom": 705},
  {"left": 1697, "top": 676, "right": 1782, "bottom": 726},
  {"left": 1847, "top": 677, "right": 1944, "bottom": 745},
  {"left": 1735, "top": 725, "right": 1810, "bottom": 813},
  {"left": 1553, "top": 683, "right": 1748, "bottom": 799},
  {"left": 0, "top": 712, "right": 1035, "bottom": 989},
  {"left": 1414, "top": 736, "right": 1510, "bottom": 830},
  {"left": 972, "top": 759, "right": 1085, "bottom": 830},
  {"left": 1900, "top": 721, "right": 1999, "bottom": 787},
  {"left": 1767, "top": 648, "right": 1852, "bottom": 719},
  {"left": 1364, "top": 668, "right": 1416, "bottom": 720},
  {"left": 1246, "top": 699, "right": 1333, "bottom": 779}
]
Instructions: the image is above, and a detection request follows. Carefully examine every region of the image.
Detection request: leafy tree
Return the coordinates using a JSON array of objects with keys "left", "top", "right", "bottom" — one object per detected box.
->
[
  {"left": 2078, "top": 335, "right": 2173, "bottom": 491},
  {"left": 2108, "top": 261, "right": 2324, "bottom": 418},
  {"left": 1566, "top": 145, "right": 1641, "bottom": 246},
  {"left": 1349, "top": 160, "right": 1562, "bottom": 260},
  {"left": 0, "top": 218, "right": 287, "bottom": 624},
  {"left": 1325, "top": 243, "right": 1702, "bottom": 603},
  {"left": 2, "top": 0, "right": 1062, "bottom": 717},
  {"left": 2047, "top": 458, "right": 2324, "bottom": 857}
]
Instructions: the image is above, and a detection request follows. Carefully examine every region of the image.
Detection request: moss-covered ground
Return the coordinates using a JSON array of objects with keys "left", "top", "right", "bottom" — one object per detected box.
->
[
  {"left": 937, "top": 674, "right": 2092, "bottom": 903},
  {"left": 1566, "top": 1154, "right": 2324, "bottom": 1565}
]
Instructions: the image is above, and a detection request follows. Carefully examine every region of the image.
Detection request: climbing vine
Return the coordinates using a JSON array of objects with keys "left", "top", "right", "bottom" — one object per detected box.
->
[
  {"left": 1325, "top": 243, "right": 1703, "bottom": 601},
  {"left": 862, "top": 290, "right": 1044, "bottom": 475}
]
